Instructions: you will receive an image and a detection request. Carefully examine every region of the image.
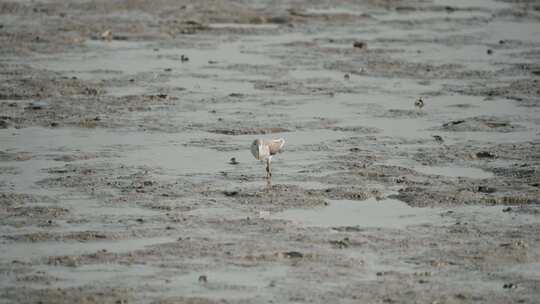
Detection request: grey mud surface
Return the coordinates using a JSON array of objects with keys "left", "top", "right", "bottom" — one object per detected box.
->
[{"left": 1, "top": 0, "right": 540, "bottom": 303}]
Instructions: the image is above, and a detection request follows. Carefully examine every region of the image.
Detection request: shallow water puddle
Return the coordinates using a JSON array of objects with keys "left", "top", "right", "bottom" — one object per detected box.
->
[
  {"left": 0, "top": 237, "right": 173, "bottom": 263},
  {"left": 33, "top": 263, "right": 160, "bottom": 289},
  {"left": 166, "top": 75, "right": 260, "bottom": 95},
  {"left": 385, "top": 159, "right": 494, "bottom": 179},
  {"left": 305, "top": 8, "right": 366, "bottom": 16},
  {"left": 375, "top": 10, "right": 491, "bottom": 22},
  {"left": 185, "top": 207, "right": 249, "bottom": 220},
  {"left": 38, "top": 39, "right": 277, "bottom": 78},
  {"left": 432, "top": 0, "right": 510, "bottom": 10},
  {"left": 0, "top": 159, "right": 56, "bottom": 195},
  {"left": 208, "top": 23, "right": 280, "bottom": 30},
  {"left": 161, "top": 265, "right": 289, "bottom": 299},
  {"left": 414, "top": 165, "right": 493, "bottom": 179},
  {"left": 0, "top": 127, "right": 236, "bottom": 176},
  {"left": 272, "top": 198, "right": 441, "bottom": 229},
  {"left": 502, "top": 262, "right": 540, "bottom": 280}
]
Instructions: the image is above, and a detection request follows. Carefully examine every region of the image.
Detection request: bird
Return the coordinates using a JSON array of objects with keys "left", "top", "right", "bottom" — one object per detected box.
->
[
  {"left": 414, "top": 97, "right": 424, "bottom": 110},
  {"left": 250, "top": 138, "right": 285, "bottom": 181}
]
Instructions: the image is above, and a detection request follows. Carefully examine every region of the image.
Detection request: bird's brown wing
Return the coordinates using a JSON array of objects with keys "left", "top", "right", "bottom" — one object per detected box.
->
[{"left": 267, "top": 139, "right": 284, "bottom": 155}]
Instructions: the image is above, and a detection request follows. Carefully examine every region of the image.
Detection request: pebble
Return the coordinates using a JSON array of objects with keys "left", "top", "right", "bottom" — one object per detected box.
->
[
  {"left": 223, "top": 190, "right": 238, "bottom": 197},
  {"left": 282, "top": 251, "right": 303, "bottom": 258},
  {"left": 415, "top": 97, "right": 424, "bottom": 109},
  {"left": 432, "top": 135, "right": 444, "bottom": 143},
  {"left": 477, "top": 186, "right": 496, "bottom": 193},
  {"left": 474, "top": 151, "right": 497, "bottom": 159},
  {"left": 503, "top": 283, "right": 517, "bottom": 289},
  {"left": 258, "top": 210, "right": 270, "bottom": 219},
  {"left": 353, "top": 41, "right": 367, "bottom": 49},
  {"left": 198, "top": 275, "right": 207, "bottom": 283}
]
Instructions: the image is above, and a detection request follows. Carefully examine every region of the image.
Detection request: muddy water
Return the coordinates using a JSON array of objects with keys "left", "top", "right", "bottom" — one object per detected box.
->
[
  {"left": 272, "top": 198, "right": 443, "bottom": 228},
  {"left": 1, "top": 0, "right": 540, "bottom": 303}
]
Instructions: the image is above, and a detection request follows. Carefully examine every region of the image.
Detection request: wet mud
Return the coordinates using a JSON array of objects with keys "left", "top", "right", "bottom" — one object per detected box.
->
[{"left": 1, "top": 0, "right": 540, "bottom": 303}]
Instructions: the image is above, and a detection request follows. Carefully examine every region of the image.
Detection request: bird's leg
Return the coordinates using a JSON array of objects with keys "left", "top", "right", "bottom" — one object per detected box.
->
[
  {"left": 266, "top": 175, "right": 272, "bottom": 190},
  {"left": 266, "top": 160, "right": 272, "bottom": 190},
  {"left": 266, "top": 159, "right": 272, "bottom": 179}
]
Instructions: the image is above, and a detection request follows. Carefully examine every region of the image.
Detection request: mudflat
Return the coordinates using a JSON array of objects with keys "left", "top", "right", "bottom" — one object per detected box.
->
[{"left": 1, "top": 0, "right": 539, "bottom": 303}]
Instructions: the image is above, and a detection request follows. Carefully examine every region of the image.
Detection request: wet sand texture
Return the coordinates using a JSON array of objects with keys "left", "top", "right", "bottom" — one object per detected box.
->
[{"left": 1, "top": 0, "right": 540, "bottom": 303}]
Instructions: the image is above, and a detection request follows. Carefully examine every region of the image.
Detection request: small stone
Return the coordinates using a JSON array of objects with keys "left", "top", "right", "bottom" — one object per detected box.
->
[
  {"left": 198, "top": 275, "right": 207, "bottom": 283},
  {"left": 258, "top": 210, "right": 270, "bottom": 219},
  {"left": 503, "top": 283, "right": 517, "bottom": 289},
  {"left": 229, "top": 157, "right": 239, "bottom": 165},
  {"left": 443, "top": 119, "right": 465, "bottom": 127},
  {"left": 477, "top": 186, "right": 496, "bottom": 193},
  {"left": 181, "top": 55, "right": 189, "bottom": 62},
  {"left": 414, "top": 97, "right": 424, "bottom": 109},
  {"left": 283, "top": 251, "right": 303, "bottom": 258},
  {"left": 223, "top": 190, "right": 238, "bottom": 197},
  {"left": 487, "top": 49, "right": 493, "bottom": 55},
  {"left": 432, "top": 135, "right": 444, "bottom": 143},
  {"left": 16, "top": 152, "right": 32, "bottom": 161},
  {"left": 353, "top": 41, "right": 367, "bottom": 49},
  {"left": 473, "top": 151, "right": 496, "bottom": 159},
  {"left": 330, "top": 238, "right": 350, "bottom": 249}
]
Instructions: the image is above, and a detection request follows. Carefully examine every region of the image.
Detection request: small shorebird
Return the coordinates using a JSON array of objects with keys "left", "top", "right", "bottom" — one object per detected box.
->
[
  {"left": 251, "top": 138, "right": 285, "bottom": 181},
  {"left": 414, "top": 97, "right": 424, "bottom": 110}
]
